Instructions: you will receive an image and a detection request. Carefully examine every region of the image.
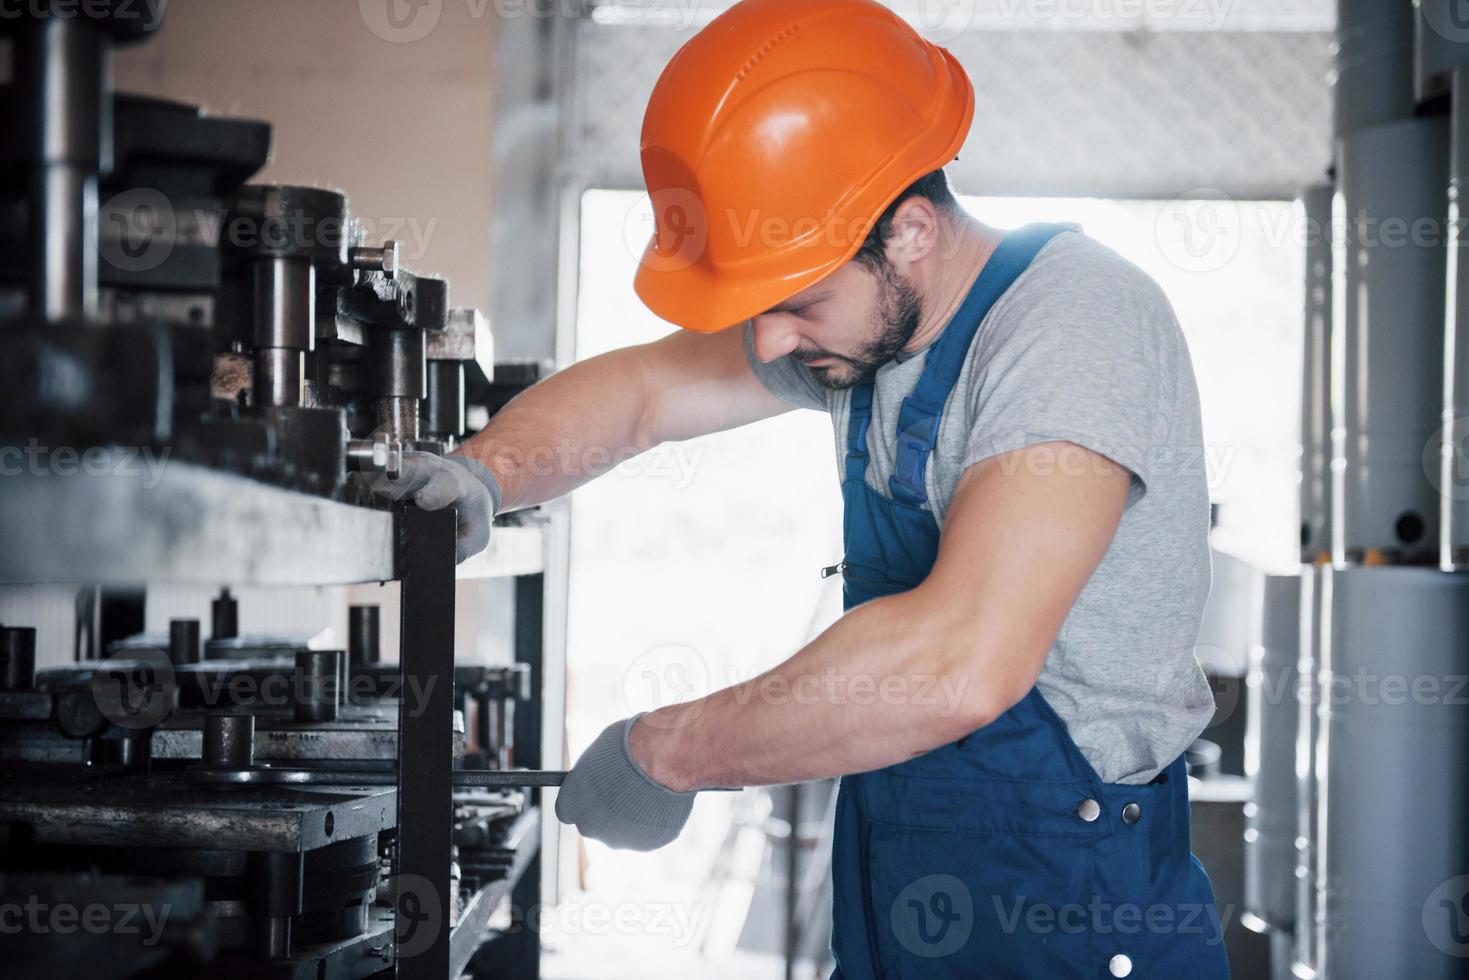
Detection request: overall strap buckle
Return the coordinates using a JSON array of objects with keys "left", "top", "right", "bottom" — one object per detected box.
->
[{"left": 889, "top": 396, "right": 939, "bottom": 506}]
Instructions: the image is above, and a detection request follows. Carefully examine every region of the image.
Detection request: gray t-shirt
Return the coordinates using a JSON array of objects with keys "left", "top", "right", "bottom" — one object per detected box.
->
[{"left": 745, "top": 230, "right": 1215, "bottom": 785}]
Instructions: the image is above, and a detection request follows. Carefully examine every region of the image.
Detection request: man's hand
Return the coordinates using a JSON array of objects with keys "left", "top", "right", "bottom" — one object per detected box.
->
[
  {"left": 554, "top": 715, "right": 697, "bottom": 851},
  {"left": 377, "top": 451, "right": 501, "bottom": 562}
]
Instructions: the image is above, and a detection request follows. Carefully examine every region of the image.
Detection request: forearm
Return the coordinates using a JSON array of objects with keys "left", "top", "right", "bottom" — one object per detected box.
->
[
  {"left": 634, "top": 589, "right": 1030, "bottom": 791},
  {"left": 452, "top": 346, "right": 655, "bottom": 513}
]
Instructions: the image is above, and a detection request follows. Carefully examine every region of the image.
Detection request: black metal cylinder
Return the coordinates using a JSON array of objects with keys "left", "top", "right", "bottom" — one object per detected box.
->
[
  {"left": 203, "top": 712, "right": 255, "bottom": 769},
  {"left": 424, "top": 360, "right": 466, "bottom": 440},
  {"left": 366, "top": 328, "right": 426, "bottom": 399},
  {"left": 0, "top": 627, "right": 38, "bottom": 691},
  {"left": 211, "top": 588, "right": 238, "bottom": 641},
  {"left": 169, "top": 618, "right": 201, "bottom": 665},
  {"left": 252, "top": 850, "right": 304, "bottom": 960},
  {"left": 348, "top": 606, "right": 380, "bottom": 668},
  {"left": 15, "top": 15, "right": 107, "bottom": 321},
  {"left": 294, "top": 649, "right": 342, "bottom": 723},
  {"left": 252, "top": 255, "right": 315, "bottom": 349}
]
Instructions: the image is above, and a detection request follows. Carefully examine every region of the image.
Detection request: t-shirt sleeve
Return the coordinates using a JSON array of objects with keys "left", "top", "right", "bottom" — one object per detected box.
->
[
  {"left": 742, "top": 321, "right": 829, "bottom": 412},
  {"left": 962, "top": 250, "right": 1179, "bottom": 498}
]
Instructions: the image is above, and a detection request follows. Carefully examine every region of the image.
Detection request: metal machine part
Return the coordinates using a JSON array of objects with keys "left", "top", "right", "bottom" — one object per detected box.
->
[
  {"left": 211, "top": 588, "right": 239, "bottom": 641},
  {"left": 1243, "top": 572, "right": 1301, "bottom": 942},
  {"left": 1335, "top": 0, "right": 1416, "bottom": 138},
  {"left": 169, "top": 618, "right": 202, "bottom": 665},
  {"left": 1415, "top": 0, "right": 1469, "bottom": 105},
  {"left": 1293, "top": 566, "right": 1325, "bottom": 980},
  {"left": 1, "top": 626, "right": 39, "bottom": 690},
  {"left": 189, "top": 767, "right": 569, "bottom": 788},
  {"left": 293, "top": 648, "right": 344, "bottom": 724},
  {"left": 202, "top": 711, "right": 256, "bottom": 770},
  {"left": 348, "top": 604, "right": 381, "bottom": 668},
  {"left": 1332, "top": 116, "right": 1449, "bottom": 564},
  {"left": 1299, "top": 184, "right": 1333, "bottom": 564},
  {"left": 1444, "top": 65, "right": 1469, "bottom": 569},
  {"left": 1315, "top": 566, "right": 1469, "bottom": 978}
]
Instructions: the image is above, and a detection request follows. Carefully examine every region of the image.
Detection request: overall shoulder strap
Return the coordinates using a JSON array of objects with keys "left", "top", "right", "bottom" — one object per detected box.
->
[{"left": 887, "top": 222, "right": 1072, "bottom": 506}]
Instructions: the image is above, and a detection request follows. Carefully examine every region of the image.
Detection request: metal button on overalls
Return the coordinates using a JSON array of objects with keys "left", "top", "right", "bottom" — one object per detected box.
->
[
  {"left": 825, "top": 224, "right": 1230, "bottom": 980},
  {"left": 1122, "top": 802, "right": 1142, "bottom": 824}
]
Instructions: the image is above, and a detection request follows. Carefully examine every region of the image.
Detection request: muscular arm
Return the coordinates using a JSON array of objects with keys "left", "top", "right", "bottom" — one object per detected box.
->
[
  {"left": 452, "top": 326, "right": 791, "bottom": 513},
  {"left": 631, "top": 443, "right": 1133, "bottom": 790}
]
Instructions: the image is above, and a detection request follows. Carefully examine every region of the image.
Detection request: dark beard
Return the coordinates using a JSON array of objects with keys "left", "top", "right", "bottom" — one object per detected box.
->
[{"left": 803, "top": 263, "right": 922, "bottom": 390}]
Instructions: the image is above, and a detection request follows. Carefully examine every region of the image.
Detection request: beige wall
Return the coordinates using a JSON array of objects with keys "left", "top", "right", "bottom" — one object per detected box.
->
[{"left": 114, "top": 0, "right": 498, "bottom": 317}]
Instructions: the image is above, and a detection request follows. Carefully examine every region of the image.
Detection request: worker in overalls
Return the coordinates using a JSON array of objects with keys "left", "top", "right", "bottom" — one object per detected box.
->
[{"left": 386, "top": 1, "right": 1230, "bottom": 975}]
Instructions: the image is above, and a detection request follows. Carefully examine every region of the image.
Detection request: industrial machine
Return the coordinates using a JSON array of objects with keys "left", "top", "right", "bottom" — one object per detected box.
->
[
  {"left": 0, "top": 4, "right": 553, "bottom": 978},
  {"left": 1242, "top": 3, "right": 1469, "bottom": 978}
]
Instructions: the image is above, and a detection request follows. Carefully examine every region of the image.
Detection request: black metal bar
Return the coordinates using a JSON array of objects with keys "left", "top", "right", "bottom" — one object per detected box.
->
[
  {"left": 505, "top": 572, "right": 546, "bottom": 980},
  {"left": 512, "top": 573, "right": 544, "bottom": 771},
  {"left": 394, "top": 504, "right": 457, "bottom": 980}
]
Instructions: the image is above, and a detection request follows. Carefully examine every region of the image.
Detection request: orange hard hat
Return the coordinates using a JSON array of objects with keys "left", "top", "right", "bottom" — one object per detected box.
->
[{"left": 634, "top": 0, "right": 975, "bottom": 333}]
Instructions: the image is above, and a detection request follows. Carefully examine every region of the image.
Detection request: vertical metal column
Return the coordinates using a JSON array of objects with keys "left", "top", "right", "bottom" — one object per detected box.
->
[
  {"left": 1332, "top": 116, "right": 1450, "bottom": 564},
  {"left": 506, "top": 572, "right": 545, "bottom": 980},
  {"left": 1293, "top": 566, "right": 1325, "bottom": 980},
  {"left": 1316, "top": 566, "right": 1469, "bottom": 977},
  {"left": 1444, "top": 64, "right": 1469, "bottom": 568},
  {"left": 1300, "top": 185, "right": 1334, "bottom": 564},
  {"left": 394, "top": 505, "right": 457, "bottom": 980}
]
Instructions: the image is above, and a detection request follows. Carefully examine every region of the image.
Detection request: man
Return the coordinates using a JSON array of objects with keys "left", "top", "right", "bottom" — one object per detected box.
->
[{"left": 387, "top": 0, "right": 1228, "bottom": 975}]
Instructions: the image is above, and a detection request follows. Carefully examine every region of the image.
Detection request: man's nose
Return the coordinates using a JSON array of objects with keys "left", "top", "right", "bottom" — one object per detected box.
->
[{"left": 750, "top": 317, "right": 801, "bottom": 363}]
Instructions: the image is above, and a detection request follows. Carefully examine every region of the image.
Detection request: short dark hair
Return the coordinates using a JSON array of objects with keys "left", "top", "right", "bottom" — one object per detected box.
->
[{"left": 853, "top": 169, "right": 958, "bottom": 271}]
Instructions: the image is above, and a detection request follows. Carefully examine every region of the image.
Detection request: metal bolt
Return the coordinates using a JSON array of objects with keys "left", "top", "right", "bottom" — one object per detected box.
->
[{"left": 350, "top": 240, "right": 399, "bottom": 275}]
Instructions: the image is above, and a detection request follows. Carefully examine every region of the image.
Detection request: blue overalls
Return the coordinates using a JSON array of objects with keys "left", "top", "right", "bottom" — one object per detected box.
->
[{"left": 827, "top": 224, "right": 1230, "bottom": 980}]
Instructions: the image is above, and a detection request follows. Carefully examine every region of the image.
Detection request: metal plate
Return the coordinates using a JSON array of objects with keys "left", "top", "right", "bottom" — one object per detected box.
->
[
  {"left": 0, "top": 461, "right": 394, "bottom": 587},
  {"left": 0, "top": 770, "right": 397, "bottom": 850}
]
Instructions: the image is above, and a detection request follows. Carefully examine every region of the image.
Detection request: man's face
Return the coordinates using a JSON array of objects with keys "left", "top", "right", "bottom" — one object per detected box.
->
[{"left": 748, "top": 257, "right": 922, "bottom": 389}]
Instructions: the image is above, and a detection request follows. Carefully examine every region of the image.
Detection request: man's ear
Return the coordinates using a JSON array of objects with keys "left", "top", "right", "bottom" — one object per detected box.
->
[{"left": 883, "top": 196, "right": 942, "bottom": 267}]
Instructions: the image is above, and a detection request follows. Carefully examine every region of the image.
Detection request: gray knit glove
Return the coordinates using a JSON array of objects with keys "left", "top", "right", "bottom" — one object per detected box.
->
[
  {"left": 377, "top": 451, "right": 501, "bottom": 563},
  {"left": 555, "top": 715, "right": 697, "bottom": 851}
]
